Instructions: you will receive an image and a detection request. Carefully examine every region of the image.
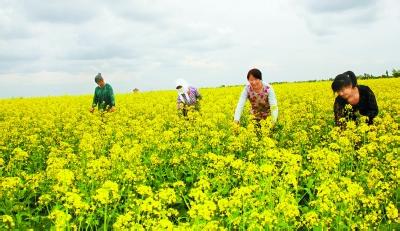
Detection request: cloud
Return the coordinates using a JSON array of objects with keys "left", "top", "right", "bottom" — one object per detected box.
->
[
  {"left": 103, "top": 0, "right": 170, "bottom": 24},
  {"left": 302, "top": 0, "right": 378, "bottom": 13},
  {"left": 294, "top": 0, "right": 381, "bottom": 35},
  {"left": 15, "top": 0, "right": 171, "bottom": 25},
  {"left": 18, "top": 1, "right": 97, "bottom": 24},
  {"left": 0, "top": 0, "right": 399, "bottom": 98},
  {"left": 0, "top": 0, "right": 234, "bottom": 76},
  {"left": 0, "top": 4, "right": 33, "bottom": 40},
  {"left": 164, "top": 23, "right": 235, "bottom": 53},
  {"left": 182, "top": 56, "right": 224, "bottom": 69},
  {"left": 65, "top": 44, "right": 139, "bottom": 60}
]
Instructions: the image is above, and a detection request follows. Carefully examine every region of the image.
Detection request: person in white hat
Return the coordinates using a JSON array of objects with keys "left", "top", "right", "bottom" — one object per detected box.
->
[{"left": 175, "top": 78, "right": 202, "bottom": 116}]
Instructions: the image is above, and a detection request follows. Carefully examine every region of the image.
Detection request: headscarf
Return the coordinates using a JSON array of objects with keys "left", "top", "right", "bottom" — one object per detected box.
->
[{"left": 175, "top": 78, "right": 191, "bottom": 104}]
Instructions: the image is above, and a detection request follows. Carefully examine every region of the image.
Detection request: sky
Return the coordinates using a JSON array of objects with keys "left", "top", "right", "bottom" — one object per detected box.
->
[{"left": 0, "top": 0, "right": 399, "bottom": 98}]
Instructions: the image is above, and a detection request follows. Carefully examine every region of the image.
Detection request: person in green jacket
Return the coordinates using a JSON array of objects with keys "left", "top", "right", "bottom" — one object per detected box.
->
[{"left": 90, "top": 73, "right": 116, "bottom": 113}]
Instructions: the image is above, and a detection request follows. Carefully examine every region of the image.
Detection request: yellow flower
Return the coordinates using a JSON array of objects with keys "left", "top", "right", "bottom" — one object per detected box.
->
[
  {"left": 49, "top": 209, "right": 71, "bottom": 230},
  {"left": 217, "top": 198, "right": 229, "bottom": 213},
  {"left": 55, "top": 169, "right": 74, "bottom": 185},
  {"left": 1, "top": 78, "right": 399, "bottom": 229},
  {"left": 63, "top": 192, "right": 90, "bottom": 214},
  {"left": 172, "top": 181, "right": 185, "bottom": 188},
  {"left": 188, "top": 200, "right": 217, "bottom": 221},
  {"left": 38, "top": 194, "right": 52, "bottom": 206},
  {"left": 302, "top": 211, "right": 319, "bottom": 228},
  {"left": 113, "top": 212, "right": 135, "bottom": 230},
  {"left": 87, "top": 156, "right": 111, "bottom": 180},
  {"left": 307, "top": 148, "right": 340, "bottom": 173},
  {"left": 386, "top": 202, "right": 399, "bottom": 223},
  {"left": 0, "top": 177, "right": 21, "bottom": 198},
  {"left": 136, "top": 185, "right": 153, "bottom": 197},
  {"left": 150, "top": 154, "right": 162, "bottom": 166},
  {"left": 276, "top": 199, "right": 300, "bottom": 221},
  {"left": 12, "top": 147, "right": 29, "bottom": 161},
  {"left": 157, "top": 188, "right": 177, "bottom": 204},
  {"left": 1, "top": 215, "right": 15, "bottom": 229},
  {"left": 93, "top": 180, "right": 120, "bottom": 205},
  {"left": 367, "top": 168, "right": 384, "bottom": 189},
  {"left": 139, "top": 197, "right": 162, "bottom": 213}
]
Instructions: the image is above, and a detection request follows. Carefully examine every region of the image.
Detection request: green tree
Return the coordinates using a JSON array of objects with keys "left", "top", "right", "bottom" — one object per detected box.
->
[{"left": 392, "top": 69, "right": 400, "bottom": 77}]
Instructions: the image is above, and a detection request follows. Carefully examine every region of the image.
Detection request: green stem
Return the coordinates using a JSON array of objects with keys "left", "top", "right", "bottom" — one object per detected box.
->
[{"left": 104, "top": 205, "right": 107, "bottom": 231}]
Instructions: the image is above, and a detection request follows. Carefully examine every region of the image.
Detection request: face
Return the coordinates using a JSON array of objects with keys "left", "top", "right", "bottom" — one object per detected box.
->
[
  {"left": 336, "top": 85, "right": 354, "bottom": 100},
  {"left": 248, "top": 75, "right": 261, "bottom": 88},
  {"left": 96, "top": 79, "right": 105, "bottom": 88}
]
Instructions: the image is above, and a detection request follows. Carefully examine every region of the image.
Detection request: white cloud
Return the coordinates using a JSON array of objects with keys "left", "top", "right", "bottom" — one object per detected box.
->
[
  {"left": 293, "top": 0, "right": 383, "bottom": 36},
  {"left": 182, "top": 56, "right": 224, "bottom": 69},
  {"left": 0, "top": 0, "right": 399, "bottom": 98},
  {"left": 301, "top": 0, "right": 378, "bottom": 13}
]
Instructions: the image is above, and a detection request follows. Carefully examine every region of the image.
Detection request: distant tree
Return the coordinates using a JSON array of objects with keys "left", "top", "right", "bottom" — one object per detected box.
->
[
  {"left": 392, "top": 69, "right": 400, "bottom": 77},
  {"left": 132, "top": 88, "right": 140, "bottom": 93},
  {"left": 357, "top": 73, "right": 376, "bottom": 80}
]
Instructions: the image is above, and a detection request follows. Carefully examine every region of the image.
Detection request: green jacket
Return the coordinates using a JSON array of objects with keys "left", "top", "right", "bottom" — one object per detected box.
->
[{"left": 92, "top": 83, "right": 115, "bottom": 110}]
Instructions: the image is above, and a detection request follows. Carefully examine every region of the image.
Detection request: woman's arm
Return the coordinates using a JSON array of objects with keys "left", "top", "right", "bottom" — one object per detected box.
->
[
  {"left": 366, "top": 87, "right": 378, "bottom": 117},
  {"left": 267, "top": 84, "right": 278, "bottom": 123},
  {"left": 234, "top": 87, "right": 248, "bottom": 122},
  {"left": 177, "top": 95, "right": 183, "bottom": 109},
  {"left": 92, "top": 88, "right": 98, "bottom": 108},
  {"left": 366, "top": 86, "right": 378, "bottom": 123},
  {"left": 334, "top": 97, "right": 345, "bottom": 126}
]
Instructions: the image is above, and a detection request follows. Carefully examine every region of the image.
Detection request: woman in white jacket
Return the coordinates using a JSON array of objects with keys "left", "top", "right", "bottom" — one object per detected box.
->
[{"left": 234, "top": 68, "right": 278, "bottom": 124}]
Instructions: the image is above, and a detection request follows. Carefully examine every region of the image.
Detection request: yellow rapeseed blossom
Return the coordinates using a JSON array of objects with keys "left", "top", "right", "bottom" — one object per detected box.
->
[
  {"left": 93, "top": 180, "right": 120, "bottom": 205},
  {"left": 49, "top": 209, "right": 71, "bottom": 230},
  {"left": 136, "top": 185, "right": 153, "bottom": 197},
  {"left": 63, "top": 192, "right": 90, "bottom": 214},
  {"left": 302, "top": 211, "right": 320, "bottom": 228},
  {"left": 157, "top": 188, "right": 177, "bottom": 204},
  {"left": 0, "top": 79, "right": 399, "bottom": 229},
  {"left": 1, "top": 215, "right": 15, "bottom": 229},
  {"left": 386, "top": 202, "right": 399, "bottom": 223}
]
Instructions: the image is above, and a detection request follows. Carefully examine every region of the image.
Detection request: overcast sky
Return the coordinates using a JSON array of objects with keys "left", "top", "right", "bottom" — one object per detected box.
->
[{"left": 0, "top": 0, "right": 399, "bottom": 98}]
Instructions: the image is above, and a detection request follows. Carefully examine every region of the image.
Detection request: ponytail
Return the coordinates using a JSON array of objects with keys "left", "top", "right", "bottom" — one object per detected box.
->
[
  {"left": 343, "top": 71, "right": 357, "bottom": 86},
  {"left": 331, "top": 70, "right": 357, "bottom": 92}
]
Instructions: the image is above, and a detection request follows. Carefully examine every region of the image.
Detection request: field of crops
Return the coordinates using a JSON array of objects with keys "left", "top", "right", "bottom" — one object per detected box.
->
[{"left": 0, "top": 78, "right": 399, "bottom": 230}]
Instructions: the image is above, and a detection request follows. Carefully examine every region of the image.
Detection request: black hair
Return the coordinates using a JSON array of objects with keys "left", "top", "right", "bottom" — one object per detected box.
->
[
  {"left": 331, "top": 70, "right": 357, "bottom": 92},
  {"left": 95, "top": 73, "right": 103, "bottom": 83},
  {"left": 247, "top": 68, "right": 262, "bottom": 80}
]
